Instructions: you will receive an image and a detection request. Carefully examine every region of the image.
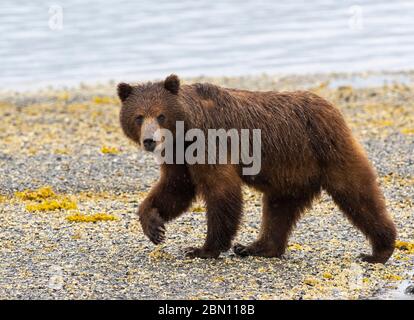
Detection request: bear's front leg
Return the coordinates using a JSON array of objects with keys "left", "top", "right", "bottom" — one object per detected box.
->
[
  {"left": 138, "top": 164, "right": 195, "bottom": 245},
  {"left": 185, "top": 181, "right": 242, "bottom": 259}
]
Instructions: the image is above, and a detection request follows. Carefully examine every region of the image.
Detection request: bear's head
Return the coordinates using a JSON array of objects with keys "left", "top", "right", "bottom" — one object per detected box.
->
[{"left": 117, "top": 74, "right": 184, "bottom": 152}]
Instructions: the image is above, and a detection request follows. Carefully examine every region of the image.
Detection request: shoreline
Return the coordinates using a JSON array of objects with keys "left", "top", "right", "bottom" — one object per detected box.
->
[
  {"left": 0, "top": 71, "right": 413, "bottom": 299},
  {"left": 2, "top": 69, "right": 414, "bottom": 96}
]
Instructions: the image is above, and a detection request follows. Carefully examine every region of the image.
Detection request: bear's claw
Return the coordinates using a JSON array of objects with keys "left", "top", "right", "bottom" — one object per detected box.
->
[
  {"left": 358, "top": 253, "right": 390, "bottom": 264},
  {"left": 139, "top": 209, "right": 166, "bottom": 245},
  {"left": 233, "top": 243, "right": 250, "bottom": 257},
  {"left": 183, "top": 247, "right": 220, "bottom": 259},
  {"left": 233, "top": 242, "right": 283, "bottom": 258}
]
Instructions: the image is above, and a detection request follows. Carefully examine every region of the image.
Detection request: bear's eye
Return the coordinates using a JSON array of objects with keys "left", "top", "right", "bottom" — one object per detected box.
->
[
  {"left": 157, "top": 114, "right": 166, "bottom": 124},
  {"left": 135, "top": 115, "right": 144, "bottom": 125}
]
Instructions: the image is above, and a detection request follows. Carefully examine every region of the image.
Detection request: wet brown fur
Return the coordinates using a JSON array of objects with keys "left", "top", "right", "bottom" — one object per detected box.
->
[{"left": 118, "top": 74, "right": 396, "bottom": 263}]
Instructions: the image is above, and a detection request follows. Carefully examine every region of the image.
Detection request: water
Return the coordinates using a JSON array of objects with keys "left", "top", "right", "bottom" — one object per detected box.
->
[{"left": 1, "top": 0, "right": 414, "bottom": 88}]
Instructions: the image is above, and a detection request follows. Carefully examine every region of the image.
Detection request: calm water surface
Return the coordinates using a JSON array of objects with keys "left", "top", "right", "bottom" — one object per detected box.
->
[{"left": 1, "top": 0, "right": 414, "bottom": 88}]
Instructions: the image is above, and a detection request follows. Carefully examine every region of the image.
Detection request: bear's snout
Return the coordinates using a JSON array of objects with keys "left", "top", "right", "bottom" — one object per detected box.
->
[
  {"left": 143, "top": 138, "right": 156, "bottom": 152},
  {"left": 140, "top": 117, "right": 160, "bottom": 152}
]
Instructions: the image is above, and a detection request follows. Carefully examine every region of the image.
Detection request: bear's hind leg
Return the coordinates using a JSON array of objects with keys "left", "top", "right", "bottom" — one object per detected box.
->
[
  {"left": 324, "top": 152, "right": 397, "bottom": 264},
  {"left": 234, "top": 192, "right": 315, "bottom": 258},
  {"left": 326, "top": 179, "right": 396, "bottom": 264}
]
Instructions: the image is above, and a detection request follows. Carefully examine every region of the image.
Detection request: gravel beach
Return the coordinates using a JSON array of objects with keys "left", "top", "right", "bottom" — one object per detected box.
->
[{"left": 0, "top": 71, "right": 413, "bottom": 299}]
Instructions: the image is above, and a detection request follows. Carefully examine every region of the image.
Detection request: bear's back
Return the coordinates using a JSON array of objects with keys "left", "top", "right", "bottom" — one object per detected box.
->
[{"left": 181, "top": 82, "right": 352, "bottom": 169}]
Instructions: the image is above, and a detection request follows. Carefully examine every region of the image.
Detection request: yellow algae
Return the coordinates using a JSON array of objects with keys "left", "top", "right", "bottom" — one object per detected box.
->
[
  {"left": 90, "top": 110, "right": 103, "bottom": 120},
  {"left": 328, "top": 238, "right": 342, "bottom": 246},
  {"left": 77, "top": 191, "right": 111, "bottom": 200},
  {"left": 288, "top": 242, "right": 312, "bottom": 252},
  {"left": 0, "top": 195, "right": 8, "bottom": 203},
  {"left": 191, "top": 205, "right": 205, "bottom": 213},
  {"left": 0, "top": 101, "right": 13, "bottom": 108},
  {"left": 66, "top": 212, "right": 117, "bottom": 223},
  {"left": 383, "top": 274, "right": 403, "bottom": 281},
  {"left": 212, "top": 276, "right": 225, "bottom": 283},
  {"left": 102, "top": 124, "right": 119, "bottom": 133},
  {"left": 288, "top": 243, "right": 304, "bottom": 251},
  {"left": 15, "top": 186, "right": 56, "bottom": 201},
  {"left": 310, "top": 81, "right": 329, "bottom": 94},
  {"left": 394, "top": 253, "right": 410, "bottom": 261},
  {"left": 53, "top": 148, "right": 69, "bottom": 155},
  {"left": 26, "top": 198, "right": 77, "bottom": 212},
  {"left": 101, "top": 146, "right": 119, "bottom": 154},
  {"left": 303, "top": 277, "right": 319, "bottom": 286},
  {"left": 372, "top": 120, "right": 393, "bottom": 127},
  {"left": 92, "top": 96, "right": 118, "bottom": 105},
  {"left": 57, "top": 91, "right": 70, "bottom": 101},
  {"left": 71, "top": 232, "right": 83, "bottom": 240},
  {"left": 395, "top": 240, "right": 414, "bottom": 254},
  {"left": 401, "top": 128, "right": 414, "bottom": 135},
  {"left": 136, "top": 191, "right": 148, "bottom": 199},
  {"left": 363, "top": 278, "right": 370, "bottom": 283},
  {"left": 148, "top": 247, "right": 174, "bottom": 261},
  {"left": 322, "top": 272, "right": 334, "bottom": 280},
  {"left": 381, "top": 174, "right": 414, "bottom": 187},
  {"left": 66, "top": 102, "right": 91, "bottom": 113}
]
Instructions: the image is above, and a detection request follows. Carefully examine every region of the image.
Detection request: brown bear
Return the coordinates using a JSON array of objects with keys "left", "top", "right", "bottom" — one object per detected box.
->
[{"left": 117, "top": 74, "right": 396, "bottom": 263}]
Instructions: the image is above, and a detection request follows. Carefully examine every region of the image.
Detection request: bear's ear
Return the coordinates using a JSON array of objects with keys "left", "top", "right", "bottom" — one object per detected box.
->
[
  {"left": 164, "top": 74, "right": 180, "bottom": 95},
  {"left": 117, "top": 83, "right": 132, "bottom": 102}
]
